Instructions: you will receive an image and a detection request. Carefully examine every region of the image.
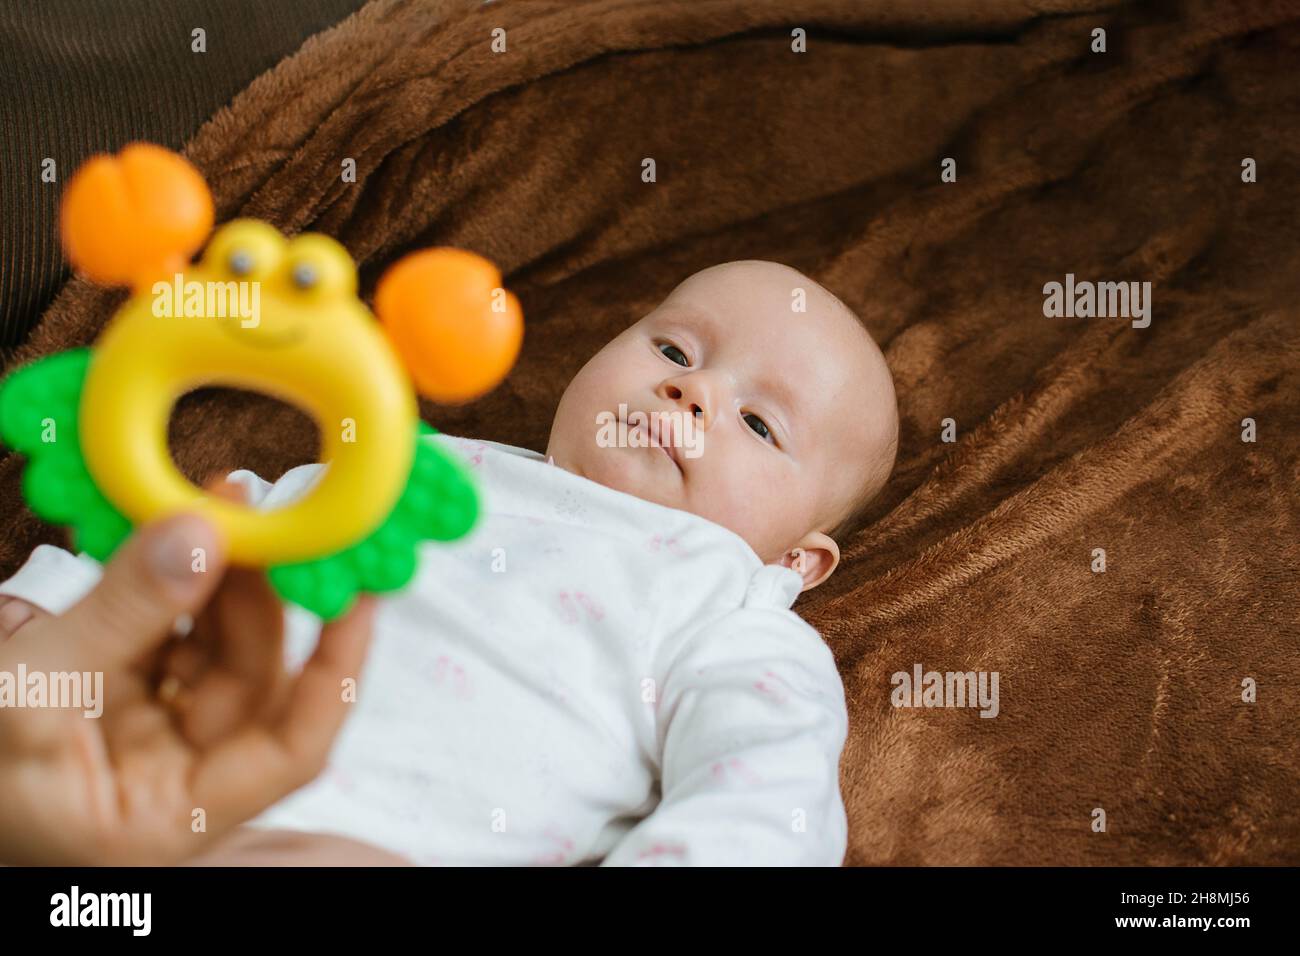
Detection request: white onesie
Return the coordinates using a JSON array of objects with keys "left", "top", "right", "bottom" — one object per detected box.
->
[{"left": 0, "top": 432, "right": 849, "bottom": 866}]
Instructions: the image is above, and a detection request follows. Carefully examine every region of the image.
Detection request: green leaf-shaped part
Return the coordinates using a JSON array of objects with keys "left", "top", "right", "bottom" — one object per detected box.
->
[
  {"left": 0, "top": 349, "right": 133, "bottom": 561},
  {"left": 267, "top": 421, "right": 480, "bottom": 620}
]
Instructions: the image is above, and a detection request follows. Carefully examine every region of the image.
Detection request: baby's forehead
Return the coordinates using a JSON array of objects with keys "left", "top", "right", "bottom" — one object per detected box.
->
[
  {"left": 673, "top": 259, "right": 826, "bottom": 302},
  {"left": 667, "top": 266, "right": 870, "bottom": 358},
  {"left": 655, "top": 271, "right": 886, "bottom": 422},
  {"left": 664, "top": 263, "right": 848, "bottom": 330}
]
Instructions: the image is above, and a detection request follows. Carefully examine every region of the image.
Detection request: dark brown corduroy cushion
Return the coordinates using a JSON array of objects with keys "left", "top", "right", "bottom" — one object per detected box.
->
[{"left": 0, "top": 0, "right": 368, "bottom": 352}]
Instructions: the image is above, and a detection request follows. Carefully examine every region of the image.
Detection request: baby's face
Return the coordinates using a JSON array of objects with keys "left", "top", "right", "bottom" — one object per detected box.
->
[{"left": 546, "top": 260, "right": 894, "bottom": 567}]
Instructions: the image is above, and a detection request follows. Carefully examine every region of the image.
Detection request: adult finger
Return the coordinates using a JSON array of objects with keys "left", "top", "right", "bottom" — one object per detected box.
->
[
  {"left": 188, "top": 597, "right": 377, "bottom": 832},
  {"left": 152, "top": 475, "right": 246, "bottom": 683},
  {"left": 173, "top": 567, "right": 286, "bottom": 749},
  {"left": 61, "top": 512, "right": 226, "bottom": 670},
  {"left": 0, "top": 597, "right": 46, "bottom": 641},
  {"left": 165, "top": 475, "right": 287, "bottom": 744},
  {"left": 273, "top": 596, "right": 377, "bottom": 773}
]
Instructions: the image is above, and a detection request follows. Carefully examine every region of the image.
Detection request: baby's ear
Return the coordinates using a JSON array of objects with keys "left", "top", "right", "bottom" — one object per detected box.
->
[{"left": 780, "top": 533, "right": 839, "bottom": 592}]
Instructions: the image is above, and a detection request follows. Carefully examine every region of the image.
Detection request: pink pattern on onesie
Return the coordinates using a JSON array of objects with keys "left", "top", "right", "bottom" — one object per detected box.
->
[
  {"left": 753, "top": 669, "right": 790, "bottom": 705},
  {"left": 326, "top": 767, "right": 357, "bottom": 793},
  {"left": 710, "top": 757, "right": 764, "bottom": 786},
  {"left": 558, "top": 590, "right": 605, "bottom": 624},
  {"left": 647, "top": 534, "right": 687, "bottom": 557},
  {"left": 636, "top": 843, "right": 687, "bottom": 862},
  {"left": 530, "top": 826, "right": 576, "bottom": 866},
  {"left": 454, "top": 439, "right": 488, "bottom": 469},
  {"left": 432, "top": 655, "right": 474, "bottom": 699}
]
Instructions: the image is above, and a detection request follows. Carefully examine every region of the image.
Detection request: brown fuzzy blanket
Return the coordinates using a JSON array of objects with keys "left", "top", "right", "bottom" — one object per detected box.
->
[{"left": 3, "top": 0, "right": 1298, "bottom": 864}]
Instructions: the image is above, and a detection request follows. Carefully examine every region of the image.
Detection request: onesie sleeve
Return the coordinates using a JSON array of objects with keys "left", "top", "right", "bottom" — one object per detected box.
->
[
  {"left": 0, "top": 544, "right": 104, "bottom": 614},
  {"left": 0, "top": 467, "right": 281, "bottom": 615},
  {"left": 600, "top": 606, "right": 850, "bottom": 866}
]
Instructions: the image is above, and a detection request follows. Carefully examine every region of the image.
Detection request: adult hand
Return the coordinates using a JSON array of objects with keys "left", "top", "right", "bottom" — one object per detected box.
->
[{"left": 0, "top": 488, "right": 375, "bottom": 866}]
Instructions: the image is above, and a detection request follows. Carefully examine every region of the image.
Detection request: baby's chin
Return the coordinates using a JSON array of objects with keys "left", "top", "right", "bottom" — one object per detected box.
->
[
  {"left": 557, "top": 441, "right": 775, "bottom": 559},
  {"left": 564, "top": 439, "right": 684, "bottom": 509}
]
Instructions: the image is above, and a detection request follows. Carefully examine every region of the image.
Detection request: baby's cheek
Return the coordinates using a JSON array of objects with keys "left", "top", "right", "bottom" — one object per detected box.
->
[
  {"left": 695, "top": 459, "right": 773, "bottom": 538},
  {"left": 751, "top": 457, "right": 814, "bottom": 547}
]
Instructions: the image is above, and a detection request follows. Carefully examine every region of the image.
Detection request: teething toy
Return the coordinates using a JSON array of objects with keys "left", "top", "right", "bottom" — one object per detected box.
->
[{"left": 0, "top": 143, "right": 524, "bottom": 620}]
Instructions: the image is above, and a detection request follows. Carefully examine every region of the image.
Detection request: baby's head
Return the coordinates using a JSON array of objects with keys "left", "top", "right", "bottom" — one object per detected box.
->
[{"left": 545, "top": 260, "right": 898, "bottom": 591}]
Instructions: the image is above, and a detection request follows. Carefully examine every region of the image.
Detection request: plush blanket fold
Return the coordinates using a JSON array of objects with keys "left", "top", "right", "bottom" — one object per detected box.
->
[{"left": 2, "top": 0, "right": 1297, "bottom": 864}]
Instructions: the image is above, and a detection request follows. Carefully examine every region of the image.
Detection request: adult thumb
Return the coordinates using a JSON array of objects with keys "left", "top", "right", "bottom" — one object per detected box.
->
[{"left": 64, "top": 512, "right": 227, "bottom": 667}]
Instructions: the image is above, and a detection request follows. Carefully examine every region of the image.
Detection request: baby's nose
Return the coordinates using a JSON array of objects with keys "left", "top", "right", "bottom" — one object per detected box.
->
[{"left": 666, "top": 382, "right": 709, "bottom": 425}]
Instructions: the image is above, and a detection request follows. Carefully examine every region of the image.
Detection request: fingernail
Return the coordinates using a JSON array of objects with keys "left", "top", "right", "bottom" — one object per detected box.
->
[
  {"left": 0, "top": 599, "right": 34, "bottom": 633},
  {"left": 148, "top": 515, "right": 218, "bottom": 592}
]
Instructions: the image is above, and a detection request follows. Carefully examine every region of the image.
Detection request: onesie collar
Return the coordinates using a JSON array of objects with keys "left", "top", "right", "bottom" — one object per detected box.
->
[{"left": 432, "top": 432, "right": 806, "bottom": 611}]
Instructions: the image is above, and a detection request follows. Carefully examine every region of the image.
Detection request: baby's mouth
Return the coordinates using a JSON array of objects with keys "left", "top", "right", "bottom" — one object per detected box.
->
[
  {"left": 621, "top": 410, "right": 684, "bottom": 475},
  {"left": 655, "top": 420, "right": 684, "bottom": 473},
  {"left": 654, "top": 436, "right": 683, "bottom": 474}
]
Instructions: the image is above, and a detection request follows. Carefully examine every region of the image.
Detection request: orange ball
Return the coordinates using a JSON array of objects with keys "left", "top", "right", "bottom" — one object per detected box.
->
[
  {"left": 375, "top": 248, "right": 524, "bottom": 404},
  {"left": 60, "top": 143, "right": 214, "bottom": 292}
]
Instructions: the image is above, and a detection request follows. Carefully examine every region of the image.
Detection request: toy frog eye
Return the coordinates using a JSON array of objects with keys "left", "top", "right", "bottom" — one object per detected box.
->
[
  {"left": 229, "top": 249, "right": 256, "bottom": 277},
  {"left": 202, "top": 219, "right": 285, "bottom": 281},
  {"left": 281, "top": 234, "right": 357, "bottom": 300},
  {"left": 291, "top": 262, "right": 317, "bottom": 289}
]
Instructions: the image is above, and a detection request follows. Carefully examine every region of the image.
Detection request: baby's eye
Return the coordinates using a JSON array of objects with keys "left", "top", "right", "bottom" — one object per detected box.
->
[
  {"left": 658, "top": 342, "right": 689, "bottom": 366},
  {"left": 744, "top": 412, "right": 773, "bottom": 442}
]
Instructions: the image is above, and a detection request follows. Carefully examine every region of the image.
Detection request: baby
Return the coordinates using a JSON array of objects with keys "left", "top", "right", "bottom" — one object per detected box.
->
[{"left": 0, "top": 259, "right": 898, "bottom": 866}]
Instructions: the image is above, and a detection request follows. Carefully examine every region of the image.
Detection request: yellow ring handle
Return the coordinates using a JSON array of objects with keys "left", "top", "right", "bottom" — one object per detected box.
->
[{"left": 80, "top": 293, "right": 416, "bottom": 566}]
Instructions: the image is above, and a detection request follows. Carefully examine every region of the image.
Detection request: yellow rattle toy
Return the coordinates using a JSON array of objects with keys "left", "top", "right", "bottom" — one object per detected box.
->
[{"left": 0, "top": 143, "right": 524, "bottom": 619}]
